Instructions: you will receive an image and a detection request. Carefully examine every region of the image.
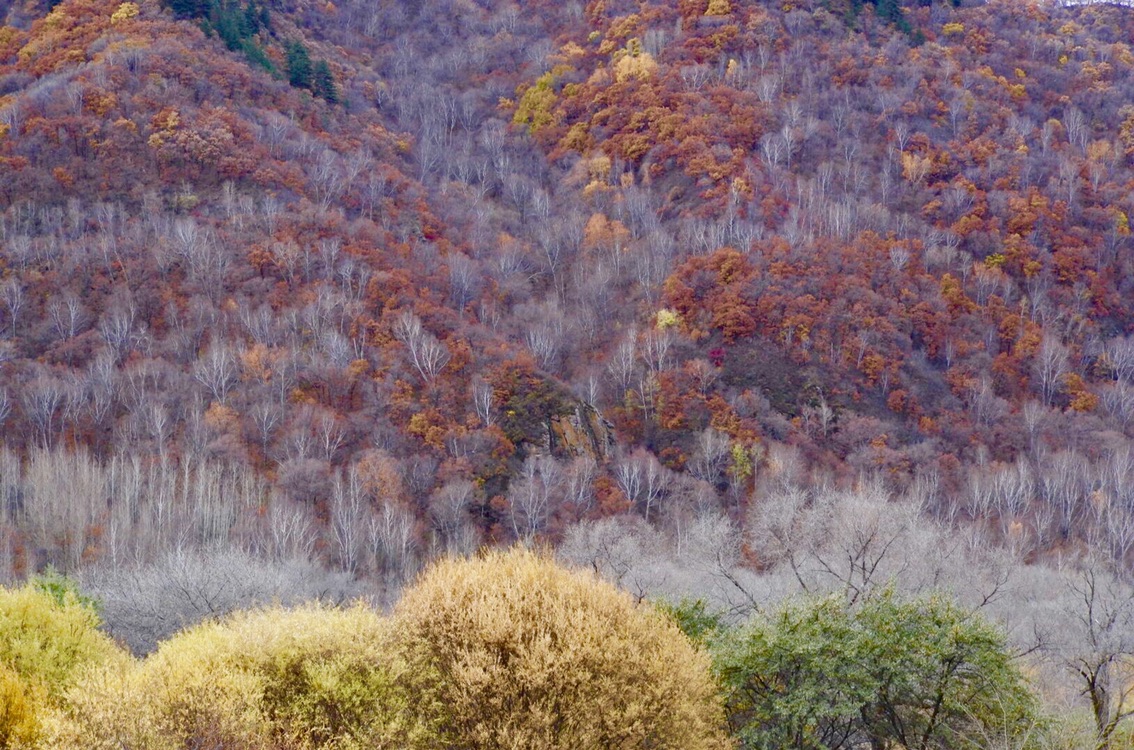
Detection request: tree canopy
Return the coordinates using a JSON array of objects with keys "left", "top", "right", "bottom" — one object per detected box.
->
[
  {"left": 391, "top": 547, "right": 730, "bottom": 750},
  {"left": 0, "top": 575, "right": 124, "bottom": 748},
  {"left": 714, "top": 590, "right": 1040, "bottom": 750}
]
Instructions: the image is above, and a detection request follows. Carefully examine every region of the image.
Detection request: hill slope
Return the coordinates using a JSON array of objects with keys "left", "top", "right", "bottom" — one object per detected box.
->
[{"left": 1, "top": 0, "right": 1134, "bottom": 578}]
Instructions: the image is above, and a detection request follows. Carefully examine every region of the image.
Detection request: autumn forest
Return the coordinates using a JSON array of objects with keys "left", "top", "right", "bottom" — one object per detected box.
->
[{"left": 3, "top": 0, "right": 1134, "bottom": 745}]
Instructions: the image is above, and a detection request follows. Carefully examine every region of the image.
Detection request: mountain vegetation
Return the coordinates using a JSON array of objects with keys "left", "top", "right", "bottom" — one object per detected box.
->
[{"left": 3, "top": 0, "right": 1134, "bottom": 744}]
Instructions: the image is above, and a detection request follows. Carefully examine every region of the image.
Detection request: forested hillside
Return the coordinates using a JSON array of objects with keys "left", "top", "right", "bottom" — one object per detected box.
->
[{"left": 4, "top": 0, "right": 1134, "bottom": 743}]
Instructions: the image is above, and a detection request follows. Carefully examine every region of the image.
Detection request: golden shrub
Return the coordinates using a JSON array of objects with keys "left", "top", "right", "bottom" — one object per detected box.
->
[
  {"left": 705, "top": 0, "right": 731, "bottom": 16},
  {"left": 49, "top": 604, "right": 422, "bottom": 750},
  {"left": 0, "top": 581, "right": 124, "bottom": 749},
  {"left": 391, "top": 548, "right": 730, "bottom": 750},
  {"left": 0, "top": 664, "right": 39, "bottom": 748},
  {"left": 109, "top": 2, "right": 139, "bottom": 23},
  {"left": 613, "top": 49, "right": 658, "bottom": 82}
]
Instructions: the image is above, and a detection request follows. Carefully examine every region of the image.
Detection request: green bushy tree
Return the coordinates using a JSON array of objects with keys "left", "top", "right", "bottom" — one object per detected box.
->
[
  {"left": 715, "top": 589, "right": 1041, "bottom": 750},
  {"left": 655, "top": 597, "right": 726, "bottom": 648}
]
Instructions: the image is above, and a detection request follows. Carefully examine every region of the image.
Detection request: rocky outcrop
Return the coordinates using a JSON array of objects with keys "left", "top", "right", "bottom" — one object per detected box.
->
[{"left": 548, "top": 404, "right": 615, "bottom": 462}]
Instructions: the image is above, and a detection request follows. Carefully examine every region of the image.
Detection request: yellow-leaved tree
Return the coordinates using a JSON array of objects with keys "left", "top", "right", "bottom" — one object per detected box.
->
[
  {"left": 0, "top": 574, "right": 124, "bottom": 749},
  {"left": 390, "top": 547, "right": 730, "bottom": 750},
  {"left": 45, "top": 603, "right": 425, "bottom": 750},
  {"left": 45, "top": 551, "right": 729, "bottom": 749}
]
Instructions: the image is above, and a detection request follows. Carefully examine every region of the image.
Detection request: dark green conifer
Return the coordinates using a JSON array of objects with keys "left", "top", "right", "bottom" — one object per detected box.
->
[
  {"left": 167, "top": 0, "right": 208, "bottom": 19},
  {"left": 286, "top": 41, "right": 313, "bottom": 90},
  {"left": 312, "top": 60, "right": 339, "bottom": 103}
]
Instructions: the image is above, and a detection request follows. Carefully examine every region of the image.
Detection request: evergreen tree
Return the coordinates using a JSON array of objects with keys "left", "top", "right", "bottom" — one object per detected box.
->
[
  {"left": 286, "top": 41, "right": 313, "bottom": 90},
  {"left": 166, "top": 0, "right": 208, "bottom": 19},
  {"left": 874, "top": 0, "right": 913, "bottom": 33},
  {"left": 875, "top": 0, "right": 900, "bottom": 23},
  {"left": 240, "top": 39, "right": 275, "bottom": 73},
  {"left": 243, "top": 0, "right": 265, "bottom": 34},
  {"left": 312, "top": 59, "right": 338, "bottom": 103},
  {"left": 211, "top": 2, "right": 244, "bottom": 51}
]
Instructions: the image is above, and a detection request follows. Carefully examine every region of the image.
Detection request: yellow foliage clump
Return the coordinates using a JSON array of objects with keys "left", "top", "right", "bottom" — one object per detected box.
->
[
  {"left": 1087, "top": 139, "right": 1114, "bottom": 163},
  {"left": 110, "top": 2, "right": 140, "bottom": 23},
  {"left": 0, "top": 579, "right": 125, "bottom": 748},
  {"left": 900, "top": 151, "right": 931, "bottom": 185},
  {"left": 613, "top": 52, "right": 657, "bottom": 82},
  {"left": 0, "top": 27, "right": 26, "bottom": 60},
  {"left": 48, "top": 604, "right": 422, "bottom": 750},
  {"left": 391, "top": 548, "right": 730, "bottom": 750},
  {"left": 557, "top": 123, "right": 590, "bottom": 155},
  {"left": 613, "top": 38, "right": 658, "bottom": 82},
  {"left": 656, "top": 308, "right": 681, "bottom": 330},
  {"left": 1064, "top": 373, "right": 1099, "bottom": 413},
  {"left": 587, "top": 153, "right": 612, "bottom": 182},
  {"left": 582, "top": 212, "right": 631, "bottom": 254},
  {"left": 203, "top": 401, "right": 240, "bottom": 433},
  {"left": 705, "top": 0, "right": 731, "bottom": 15},
  {"left": 1114, "top": 209, "right": 1130, "bottom": 236},
  {"left": 513, "top": 70, "right": 562, "bottom": 134},
  {"left": 41, "top": 6, "right": 69, "bottom": 30},
  {"left": 606, "top": 13, "right": 642, "bottom": 41},
  {"left": 32, "top": 553, "right": 733, "bottom": 750},
  {"left": 0, "top": 664, "right": 38, "bottom": 748},
  {"left": 557, "top": 41, "right": 586, "bottom": 60}
]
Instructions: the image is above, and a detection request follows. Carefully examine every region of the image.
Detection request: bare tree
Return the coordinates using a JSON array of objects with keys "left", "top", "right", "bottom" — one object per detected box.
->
[
  {"left": 22, "top": 371, "right": 65, "bottom": 448},
  {"left": 448, "top": 252, "right": 482, "bottom": 313},
  {"left": 193, "top": 341, "right": 238, "bottom": 403},
  {"left": 1041, "top": 564, "right": 1134, "bottom": 750},
  {"left": 261, "top": 496, "right": 319, "bottom": 562},
  {"left": 559, "top": 516, "right": 670, "bottom": 603},
  {"left": 606, "top": 327, "right": 638, "bottom": 395},
  {"left": 1035, "top": 335, "right": 1069, "bottom": 406},
  {"left": 472, "top": 376, "right": 495, "bottom": 427},
  {"left": 171, "top": 218, "right": 228, "bottom": 294},
  {"left": 47, "top": 291, "right": 88, "bottom": 341},
  {"left": 748, "top": 479, "right": 1009, "bottom": 608},
  {"left": 311, "top": 149, "right": 345, "bottom": 212},
  {"left": 20, "top": 448, "right": 105, "bottom": 570},
  {"left": 329, "top": 466, "right": 366, "bottom": 574},
  {"left": 249, "top": 401, "right": 283, "bottom": 453},
  {"left": 429, "top": 479, "right": 478, "bottom": 554},
  {"left": 688, "top": 428, "right": 731, "bottom": 489},
  {"left": 613, "top": 453, "right": 644, "bottom": 511},
  {"left": 392, "top": 310, "right": 450, "bottom": 384},
  {"left": 84, "top": 549, "right": 356, "bottom": 654},
  {"left": 368, "top": 500, "right": 419, "bottom": 593},
  {"left": 507, "top": 454, "right": 561, "bottom": 544},
  {"left": 0, "top": 277, "right": 24, "bottom": 336},
  {"left": 563, "top": 456, "right": 597, "bottom": 518}
]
